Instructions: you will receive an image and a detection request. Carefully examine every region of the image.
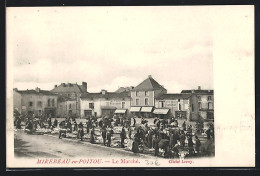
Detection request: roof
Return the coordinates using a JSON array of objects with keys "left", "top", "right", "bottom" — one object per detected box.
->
[
  {"left": 181, "top": 90, "right": 214, "bottom": 94},
  {"left": 133, "top": 76, "right": 166, "bottom": 91},
  {"left": 15, "top": 89, "right": 57, "bottom": 96},
  {"left": 51, "top": 83, "right": 87, "bottom": 93},
  {"left": 80, "top": 91, "right": 130, "bottom": 99},
  {"left": 156, "top": 93, "right": 191, "bottom": 100},
  {"left": 58, "top": 96, "right": 76, "bottom": 102},
  {"left": 115, "top": 86, "right": 134, "bottom": 93}
]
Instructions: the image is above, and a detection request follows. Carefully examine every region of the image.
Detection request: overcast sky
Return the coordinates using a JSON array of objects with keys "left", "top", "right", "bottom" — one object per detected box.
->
[{"left": 8, "top": 6, "right": 213, "bottom": 93}]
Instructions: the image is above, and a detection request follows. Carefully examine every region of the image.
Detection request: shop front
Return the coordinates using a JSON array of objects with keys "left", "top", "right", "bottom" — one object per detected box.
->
[
  {"left": 140, "top": 106, "right": 154, "bottom": 118},
  {"left": 114, "top": 109, "right": 127, "bottom": 117},
  {"left": 175, "top": 111, "right": 187, "bottom": 120},
  {"left": 101, "top": 106, "right": 116, "bottom": 117},
  {"left": 153, "top": 108, "right": 170, "bottom": 119},
  {"left": 130, "top": 107, "right": 141, "bottom": 117}
]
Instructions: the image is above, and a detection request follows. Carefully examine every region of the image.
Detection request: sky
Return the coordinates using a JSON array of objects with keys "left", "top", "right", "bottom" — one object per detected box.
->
[{"left": 8, "top": 6, "right": 213, "bottom": 93}]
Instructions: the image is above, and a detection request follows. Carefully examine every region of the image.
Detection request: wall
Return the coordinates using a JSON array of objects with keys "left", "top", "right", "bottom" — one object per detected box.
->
[
  {"left": 20, "top": 94, "right": 58, "bottom": 116},
  {"left": 131, "top": 90, "right": 154, "bottom": 106},
  {"left": 80, "top": 97, "right": 131, "bottom": 118},
  {"left": 13, "top": 91, "right": 22, "bottom": 113},
  {"left": 155, "top": 98, "right": 190, "bottom": 120}
]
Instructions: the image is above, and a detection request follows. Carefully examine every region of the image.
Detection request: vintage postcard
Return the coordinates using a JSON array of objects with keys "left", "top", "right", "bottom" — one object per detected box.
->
[{"left": 6, "top": 6, "right": 255, "bottom": 168}]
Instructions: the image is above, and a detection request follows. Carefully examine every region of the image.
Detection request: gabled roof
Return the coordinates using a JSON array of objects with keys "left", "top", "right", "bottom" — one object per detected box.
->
[
  {"left": 15, "top": 89, "right": 57, "bottom": 96},
  {"left": 181, "top": 90, "right": 214, "bottom": 94},
  {"left": 51, "top": 83, "right": 87, "bottom": 93},
  {"left": 133, "top": 76, "right": 166, "bottom": 91},
  {"left": 81, "top": 91, "right": 130, "bottom": 99},
  {"left": 156, "top": 93, "right": 191, "bottom": 100}
]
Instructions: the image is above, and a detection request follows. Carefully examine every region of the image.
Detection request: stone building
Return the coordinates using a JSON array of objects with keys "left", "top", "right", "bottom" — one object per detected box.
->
[
  {"left": 51, "top": 82, "right": 87, "bottom": 117},
  {"left": 13, "top": 87, "right": 58, "bottom": 117},
  {"left": 181, "top": 86, "right": 214, "bottom": 121},
  {"left": 130, "top": 75, "right": 167, "bottom": 118},
  {"left": 80, "top": 90, "right": 131, "bottom": 118},
  {"left": 155, "top": 93, "right": 191, "bottom": 120}
]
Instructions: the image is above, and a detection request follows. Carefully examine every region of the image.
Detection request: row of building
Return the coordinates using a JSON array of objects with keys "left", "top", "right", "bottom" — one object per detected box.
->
[{"left": 13, "top": 75, "right": 214, "bottom": 121}]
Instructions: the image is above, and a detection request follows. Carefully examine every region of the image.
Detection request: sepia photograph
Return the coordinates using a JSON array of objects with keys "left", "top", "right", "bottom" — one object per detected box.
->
[{"left": 6, "top": 6, "right": 254, "bottom": 167}]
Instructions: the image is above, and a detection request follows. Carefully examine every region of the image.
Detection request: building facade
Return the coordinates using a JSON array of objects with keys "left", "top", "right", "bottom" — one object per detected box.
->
[
  {"left": 80, "top": 90, "right": 131, "bottom": 118},
  {"left": 181, "top": 86, "right": 214, "bottom": 121},
  {"left": 51, "top": 82, "right": 87, "bottom": 117},
  {"left": 13, "top": 87, "right": 58, "bottom": 117},
  {"left": 56, "top": 96, "right": 77, "bottom": 118},
  {"left": 130, "top": 75, "right": 167, "bottom": 118},
  {"left": 155, "top": 94, "right": 191, "bottom": 120}
]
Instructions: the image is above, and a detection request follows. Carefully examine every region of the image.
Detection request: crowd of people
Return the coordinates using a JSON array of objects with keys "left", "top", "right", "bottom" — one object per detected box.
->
[{"left": 14, "top": 112, "right": 215, "bottom": 158}]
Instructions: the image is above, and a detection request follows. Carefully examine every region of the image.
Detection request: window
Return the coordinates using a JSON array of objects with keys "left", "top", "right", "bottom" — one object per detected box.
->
[
  {"left": 192, "top": 104, "right": 194, "bottom": 112},
  {"left": 160, "top": 101, "right": 165, "bottom": 108},
  {"left": 179, "top": 104, "right": 182, "bottom": 110},
  {"left": 37, "top": 101, "right": 42, "bottom": 107},
  {"left": 136, "top": 99, "right": 139, "bottom": 106},
  {"left": 29, "top": 101, "right": 33, "bottom": 107},
  {"left": 52, "top": 99, "right": 55, "bottom": 106},
  {"left": 178, "top": 99, "right": 180, "bottom": 102},
  {"left": 122, "top": 102, "right": 125, "bottom": 109},
  {"left": 198, "top": 96, "right": 201, "bottom": 101},
  {"left": 145, "top": 91, "right": 149, "bottom": 96},
  {"left": 208, "top": 102, "right": 213, "bottom": 109},
  {"left": 48, "top": 99, "right": 51, "bottom": 106},
  {"left": 69, "top": 104, "right": 72, "bottom": 109},
  {"left": 208, "top": 96, "right": 212, "bottom": 101},
  {"left": 89, "top": 103, "right": 94, "bottom": 109},
  {"left": 145, "top": 98, "right": 149, "bottom": 105},
  {"left": 136, "top": 91, "right": 140, "bottom": 97},
  {"left": 198, "top": 102, "right": 202, "bottom": 110}
]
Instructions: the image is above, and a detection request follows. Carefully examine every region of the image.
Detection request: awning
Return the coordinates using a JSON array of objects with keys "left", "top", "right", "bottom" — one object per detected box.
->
[
  {"left": 153, "top": 109, "right": 169, "bottom": 115},
  {"left": 130, "top": 107, "right": 141, "bottom": 112},
  {"left": 114, "top": 109, "right": 127, "bottom": 114},
  {"left": 141, "top": 107, "right": 153, "bottom": 112}
]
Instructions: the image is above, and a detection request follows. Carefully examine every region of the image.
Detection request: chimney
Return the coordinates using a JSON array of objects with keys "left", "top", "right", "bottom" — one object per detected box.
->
[
  {"left": 35, "top": 87, "right": 40, "bottom": 92},
  {"left": 198, "top": 86, "right": 201, "bottom": 90},
  {"left": 68, "top": 83, "right": 72, "bottom": 87},
  {"left": 148, "top": 75, "right": 152, "bottom": 78},
  {"left": 82, "top": 82, "right": 87, "bottom": 91},
  {"left": 62, "top": 83, "right": 66, "bottom": 87},
  {"left": 54, "top": 85, "right": 57, "bottom": 88},
  {"left": 101, "top": 89, "right": 107, "bottom": 95}
]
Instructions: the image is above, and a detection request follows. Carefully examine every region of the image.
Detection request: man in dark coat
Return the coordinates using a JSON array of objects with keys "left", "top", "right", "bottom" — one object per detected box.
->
[
  {"left": 180, "top": 130, "right": 186, "bottom": 150},
  {"left": 154, "top": 134, "right": 160, "bottom": 156},
  {"left": 188, "top": 136, "right": 194, "bottom": 156},
  {"left": 106, "top": 128, "right": 113, "bottom": 147},
  {"left": 120, "top": 127, "right": 126, "bottom": 148},
  {"left": 16, "top": 116, "right": 21, "bottom": 129},
  {"left": 101, "top": 127, "right": 107, "bottom": 146},
  {"left": 182, "top": 121, "right": 186, "bottom": 131},
  {"left": 90, "top": 128, "right": 95, "bottom": 144},
  {"left": 77, "top": 122, "right": 84, "bottom": 141}
]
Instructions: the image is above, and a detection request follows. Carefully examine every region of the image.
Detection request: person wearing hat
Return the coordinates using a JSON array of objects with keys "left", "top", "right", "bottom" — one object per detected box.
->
[
  {"left": 106, "top": 127, "right": 113, "bottom": 147},
  {"left": 101, "top": 126, "right": 107, "bottom": 146},
  {"left": 187, "top": 135, "right": 194, "bottom": 156},
  {"left": 90, "top": 127, "right": 95, "bottom": 144},
  {"left": 77, "top": 122, "right": 84, "bottom": 141},
  {"left": 120, "top": 127, "right": 126, "bottom": 148},
  {"left": 73, "top": 121, "right": 78, "bottom": 131},
  {"left": 194, "top": 136, "right": 201, "bottom": 155}
]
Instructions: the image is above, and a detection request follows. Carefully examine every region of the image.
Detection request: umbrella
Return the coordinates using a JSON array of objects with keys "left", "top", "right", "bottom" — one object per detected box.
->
[{"left": 158, "top": 139, "right": 169, "bottom": 149}]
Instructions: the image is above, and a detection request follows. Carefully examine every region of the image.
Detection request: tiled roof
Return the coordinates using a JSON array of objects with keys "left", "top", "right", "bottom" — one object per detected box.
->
[
  {"left": 51, "top": 83, "right": 87, "bottom": 93},
  {"left": 156, "top": 93, "right": 191, "bottom": 100},
  {"left": 58, "top": 96, "right": 76, "bottom": 102},
  {"left": 81, "top": 91, "right": 130, "bottom": 99},
  {"left": 181, "top": 90, "right": 214, "bottom": 94},
  {"left": 16, "top": 89, "right": 57, "bottom": 96},
  {"left": 133, "top": 76, "right": 166, "bottom": 91}
]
